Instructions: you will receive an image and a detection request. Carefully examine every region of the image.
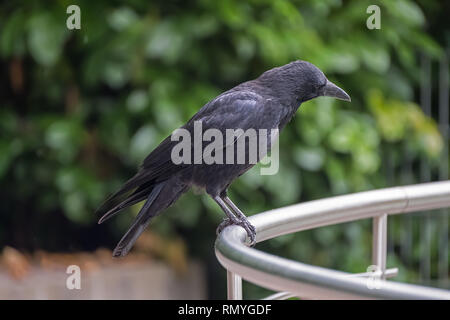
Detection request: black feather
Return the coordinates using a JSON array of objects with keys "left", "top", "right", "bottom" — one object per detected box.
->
[{"left": 97, "top": 60, "right": 350, "bottom": 256}]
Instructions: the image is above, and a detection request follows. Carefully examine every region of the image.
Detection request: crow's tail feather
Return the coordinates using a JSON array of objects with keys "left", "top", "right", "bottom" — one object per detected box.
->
[
  {"left": 95, "top": 170, "right": 155, "bottom": 219},
  {"left": 97, "top": 185, "right": 153, "bottom": 224},
  {"left": 112, "top": 178, "right": 188, "bottom": 257}
]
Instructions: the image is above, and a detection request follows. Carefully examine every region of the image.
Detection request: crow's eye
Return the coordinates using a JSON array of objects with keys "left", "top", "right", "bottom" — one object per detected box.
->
[{"left": 316, "top": 82, "right": 326, "bottom": 94}]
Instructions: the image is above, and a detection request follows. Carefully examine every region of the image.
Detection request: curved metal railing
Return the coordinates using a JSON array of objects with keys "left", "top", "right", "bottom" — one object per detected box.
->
[{"left": 215, "top": 181, "right": 450, "bottom": 299}]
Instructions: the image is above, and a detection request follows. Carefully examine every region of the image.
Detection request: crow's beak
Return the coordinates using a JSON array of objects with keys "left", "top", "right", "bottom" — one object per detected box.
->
[{"left": 321, "top": 80, "right": 351, "bottom": 102}]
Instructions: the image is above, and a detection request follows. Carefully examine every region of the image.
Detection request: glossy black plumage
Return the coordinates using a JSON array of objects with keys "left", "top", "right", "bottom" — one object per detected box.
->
[{"left": 97, "top": 60, "right": 350, "bottom": 256}]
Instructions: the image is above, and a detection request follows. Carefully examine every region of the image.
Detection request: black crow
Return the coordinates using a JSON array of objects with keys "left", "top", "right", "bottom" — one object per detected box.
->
[{"left": 97, "top": 60, "right": 350, "bottom": 257}]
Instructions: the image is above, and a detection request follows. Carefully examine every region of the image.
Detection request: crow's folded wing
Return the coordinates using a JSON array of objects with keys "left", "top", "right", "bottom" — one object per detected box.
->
[{"left": 102, "top": 91, "right": 285, "bottom": 204}]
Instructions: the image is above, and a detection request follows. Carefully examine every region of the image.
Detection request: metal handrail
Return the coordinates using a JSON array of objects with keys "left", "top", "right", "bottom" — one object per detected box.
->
[{"left": 215, "top": 181, "right": 450, "bottom": 299}]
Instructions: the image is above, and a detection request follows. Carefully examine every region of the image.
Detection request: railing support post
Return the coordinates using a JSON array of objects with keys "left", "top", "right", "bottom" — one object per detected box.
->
[
  {"left": 227, "top": 271, "right": 242, "bottom": 300},
  {"left": 372, "top": 214, "right": 388, "bottom": 279}
]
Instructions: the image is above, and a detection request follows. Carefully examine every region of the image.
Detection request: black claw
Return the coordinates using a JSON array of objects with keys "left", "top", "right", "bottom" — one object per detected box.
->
[
  {"left": 239, "top": 221, "right": 256, "bottom": 247},
  {"left": 216, "top": 218, "right": 233, "bottom": 235}
]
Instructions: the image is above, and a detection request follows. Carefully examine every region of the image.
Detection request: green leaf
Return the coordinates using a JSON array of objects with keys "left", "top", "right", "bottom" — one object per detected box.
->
[{"left": 27, "top": 12, "right": 68, "bottom": 66}]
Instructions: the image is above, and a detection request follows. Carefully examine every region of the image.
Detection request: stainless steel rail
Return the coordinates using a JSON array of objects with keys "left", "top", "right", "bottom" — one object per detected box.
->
[{"left": 215, "top": 181, "right": 450, "bottom": 299}]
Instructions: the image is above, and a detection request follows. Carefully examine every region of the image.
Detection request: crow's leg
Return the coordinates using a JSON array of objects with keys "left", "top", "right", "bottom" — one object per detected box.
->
[
  {"left": 222, "top": 196, "right": 250, "bottom": 220},
  {"left": 220, "top": 195, "right": 256, "bottom": 246},
  {"left": 214, "top": 196, "right": 241, "bottom": 235}
]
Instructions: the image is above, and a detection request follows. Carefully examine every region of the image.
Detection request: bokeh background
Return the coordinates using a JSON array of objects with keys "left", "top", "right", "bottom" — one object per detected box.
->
[{"left": 0, "top": 0, "right": 448, "bottom": 299}]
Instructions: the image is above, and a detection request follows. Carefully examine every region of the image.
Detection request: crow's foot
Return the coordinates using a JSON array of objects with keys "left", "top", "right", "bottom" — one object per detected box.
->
[
  {"left": 216, "top": 218, "right": 234, "bottom": 235},
  {"left": 216, "top": 218, "right": 256, "bottom": 247}
]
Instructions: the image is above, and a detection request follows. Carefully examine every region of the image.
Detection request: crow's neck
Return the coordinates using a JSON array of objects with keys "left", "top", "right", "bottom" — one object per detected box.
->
[{"left": 256, "top": 78, "right": 301, "bottom": 111}]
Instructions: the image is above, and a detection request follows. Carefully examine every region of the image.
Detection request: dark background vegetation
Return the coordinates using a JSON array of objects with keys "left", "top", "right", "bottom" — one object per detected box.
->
[{"left": 0, "top": 0, "right": 448, "bottom": 298}]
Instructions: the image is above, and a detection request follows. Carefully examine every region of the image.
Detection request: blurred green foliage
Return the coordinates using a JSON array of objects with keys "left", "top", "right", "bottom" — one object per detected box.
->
[{"left": 0, "top": 0, "right": 447, "bottom": 298}]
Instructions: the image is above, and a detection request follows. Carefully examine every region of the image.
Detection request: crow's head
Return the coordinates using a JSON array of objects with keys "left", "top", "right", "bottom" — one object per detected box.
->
[{"left": 259, "top": 60, "right": 351, "bottom": 104}]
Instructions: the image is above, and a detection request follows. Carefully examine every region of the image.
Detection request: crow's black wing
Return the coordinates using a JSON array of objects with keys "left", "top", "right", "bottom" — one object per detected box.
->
[
  {"left": 141, "top": 90, "right": 282, "bottom": 171},
  {"left": 188, "top": 91, "right": 286, "bottom": 139},
  {"left": 96, "top": 90, "right": 286, "bottom": 219}
]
